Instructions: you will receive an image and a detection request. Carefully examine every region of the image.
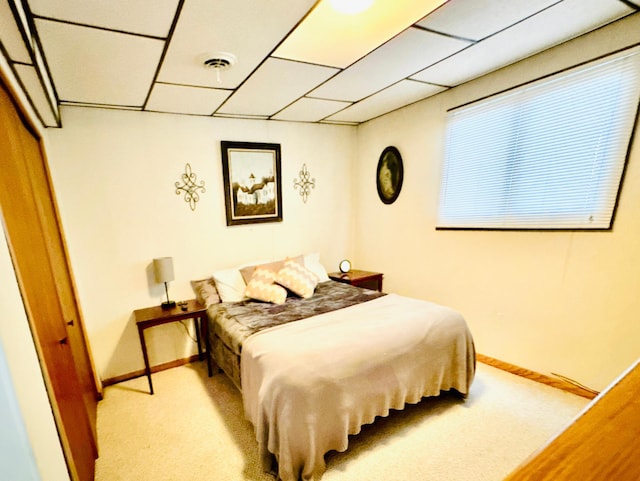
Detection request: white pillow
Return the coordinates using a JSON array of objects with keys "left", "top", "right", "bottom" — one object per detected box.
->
[
  {"left": 303, "top": 252, "right": 330, "bottom": 282},
  {"left": 212, "top": 267, "right": 246, "bottom": 303}
]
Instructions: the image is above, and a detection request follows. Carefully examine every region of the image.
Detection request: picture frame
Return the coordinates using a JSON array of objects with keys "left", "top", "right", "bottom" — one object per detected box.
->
[
  {"left": 221, "top": 141, "right": 283, "bottom": 226},
  {"left": 376, "top": 146, "right": 404, "bottom": 204}
]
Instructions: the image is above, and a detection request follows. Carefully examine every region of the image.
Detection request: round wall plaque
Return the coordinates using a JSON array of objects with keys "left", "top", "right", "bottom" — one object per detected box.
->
[{"left": 376, "top": 146, "right": 404, "bottom": 204}]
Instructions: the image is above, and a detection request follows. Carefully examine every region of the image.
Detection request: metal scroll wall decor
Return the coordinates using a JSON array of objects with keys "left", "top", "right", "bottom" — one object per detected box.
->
[
  {"left": 175, "top": 163, "right": 206, "bottom": 211},
  {"left": 293, "top": 163, "right": 315, "bottom": 203}
]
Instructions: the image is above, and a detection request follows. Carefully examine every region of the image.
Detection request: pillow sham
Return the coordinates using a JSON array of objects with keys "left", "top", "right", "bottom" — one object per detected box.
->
[
  {"left": 212, "top": 267, "right": 247, "bottom": 303},
  {"left": 239, "top": 255, "right": 304, "bottom": 285},
  {"left": 245, "top": 267, "right": 287, "bottom": 304},
  {"left": 303, "top": 252, "right": 330, "bottom": 282},
  {"left": 190, "top": 277, "right": 221, "bottom": 307},
  {"left": 275, "top": 258, "right": 319, "bottom": 299}
]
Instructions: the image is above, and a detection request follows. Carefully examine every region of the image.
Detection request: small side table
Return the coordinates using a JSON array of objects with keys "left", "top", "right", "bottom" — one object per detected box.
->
[
  {"left": 329, "top": 269, "right": 384, "bottom": 292},
  {"left": 133, "top": 299, "right": 210, "bottom": 394}
]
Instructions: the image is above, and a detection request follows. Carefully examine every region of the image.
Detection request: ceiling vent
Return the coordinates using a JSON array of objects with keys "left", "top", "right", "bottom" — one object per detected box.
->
[{"left": 202, "top": 52, "right": 237, "bottom": 83}]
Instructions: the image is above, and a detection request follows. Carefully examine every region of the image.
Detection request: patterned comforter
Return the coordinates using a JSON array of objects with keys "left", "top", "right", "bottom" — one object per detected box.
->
[{"left": 207, "top": 280, "right": 385, "bottom": 357}]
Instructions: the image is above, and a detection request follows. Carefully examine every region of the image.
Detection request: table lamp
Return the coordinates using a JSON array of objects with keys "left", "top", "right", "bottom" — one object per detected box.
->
[{"left": 153, "top": 257, "right": 176, "bottom": 309}]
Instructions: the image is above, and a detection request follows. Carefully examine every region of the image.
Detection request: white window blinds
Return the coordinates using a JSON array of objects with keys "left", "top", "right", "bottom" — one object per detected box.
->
[{"left": 437, "top": 48, "right": 640, "bottom": 230}]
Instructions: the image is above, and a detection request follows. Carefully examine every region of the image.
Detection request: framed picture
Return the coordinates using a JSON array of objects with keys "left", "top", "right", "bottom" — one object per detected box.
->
[
  {"left": 376, "top": 146, "right": 404, "bottom": 204},
  {"left": 221, "top": 141, "right": 283, "bottom": 226}
]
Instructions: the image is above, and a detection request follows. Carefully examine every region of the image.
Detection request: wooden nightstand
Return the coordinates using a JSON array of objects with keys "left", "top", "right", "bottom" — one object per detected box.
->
[
  {"left": 133, "top": 299, "right": 210, "bottom": 394},
  {"left": 329, "top": 269, "right": 384, "bottom": 292}
]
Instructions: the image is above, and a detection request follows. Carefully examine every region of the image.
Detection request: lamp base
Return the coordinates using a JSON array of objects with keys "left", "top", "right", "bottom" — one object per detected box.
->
[{"left": 160, "top": 300, "right": 176, "bottom": 309}]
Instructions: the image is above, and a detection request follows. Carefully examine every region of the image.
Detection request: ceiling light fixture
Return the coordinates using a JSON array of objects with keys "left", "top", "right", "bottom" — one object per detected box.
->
[
  {"left": 274, "top": 0, "right": 447, "bottom": 69},
  {"left": 328, "top": 0, "right": 373, "bottom": 15},
  {"left": 202, "top": 52, "right": 237, "bottom": 84}
]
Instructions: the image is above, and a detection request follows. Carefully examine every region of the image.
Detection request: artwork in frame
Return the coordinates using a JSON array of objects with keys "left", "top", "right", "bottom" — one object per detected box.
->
[
  {"left": 221, "top": 141, "right": 283, "bottom": 226},
  {"left": 376, "top": 146, "right": 404, "bottom": 205}
]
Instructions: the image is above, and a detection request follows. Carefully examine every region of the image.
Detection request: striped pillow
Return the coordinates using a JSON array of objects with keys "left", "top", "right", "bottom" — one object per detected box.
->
[
  {"left": 244, "top": 267, "right": 287, "bottom": 304},
  {"left": 275, "top": 259, "right": 319, "bottom": 299}
]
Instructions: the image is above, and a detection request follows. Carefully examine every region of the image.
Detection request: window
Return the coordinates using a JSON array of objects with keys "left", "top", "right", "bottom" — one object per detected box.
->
[{"left": 437, "top": 48, "right": 640, "bottom": 230}]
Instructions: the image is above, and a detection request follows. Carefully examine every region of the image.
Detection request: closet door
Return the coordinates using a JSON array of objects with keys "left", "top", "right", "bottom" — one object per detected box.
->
[
  {"left": 20, "top": 111, "right": 99, "bottom": 439},
  {"left": 0, "top": 81, "right": 98, "bottom": 481}
]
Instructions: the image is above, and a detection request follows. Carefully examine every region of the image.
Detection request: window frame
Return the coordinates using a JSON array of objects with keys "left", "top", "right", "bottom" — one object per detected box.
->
[{"left": 436, "top": 46, "right": 640, "bottom": 232}]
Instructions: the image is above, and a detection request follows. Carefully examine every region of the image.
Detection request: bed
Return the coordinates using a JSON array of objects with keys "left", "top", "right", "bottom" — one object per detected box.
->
[{"left": 199, "top": 256, "right": 475, "bottom": 481}]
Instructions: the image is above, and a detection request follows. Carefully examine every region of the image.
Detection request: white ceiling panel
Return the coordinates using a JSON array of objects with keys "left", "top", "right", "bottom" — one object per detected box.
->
[
  {"left": 411, "top": 0, "right": 634, "bottom": 87},
  {"left": 35, "top": 19, "right": 165, "bottom": 106},
  {"left": 215, "top": 113, "right": 270, "bottom": 120},
  {"left": 157, "top": 0, "right": 316, "bottom": 89},
  {"left": 326, "top": 80, "right": 446, "bottom": 123},
  {"left": 217, "top": 58, "right": 339, "bottom": 117},
  {"left": 26, "top": 0, "right": 180, "bottom": 38},
  {"left": 146, "top": 83, "right": 231, "bottom": 115},
  {"left": 417, "top": 0, "right": 559, "bottom": 41},
  {"left": 272, "top": 97, "right": 351, "bottom": 122},
  {"left": 0, "top": 0, "right": 31, "bottom": 63},
  {"left": 310, "top": 27, "right": 469, "bottom": 102},
  {"left": 59, "top": 102, "right": 141, "bottom": 111},
  {"left": 14, "top": 64, "right": 58, "bottom": 126},
  {"left": 33, "top": 34, "right": 57, "bottom": 114},
  {"left": 2, "top": 0, "right": 635, "bottom": 127}
]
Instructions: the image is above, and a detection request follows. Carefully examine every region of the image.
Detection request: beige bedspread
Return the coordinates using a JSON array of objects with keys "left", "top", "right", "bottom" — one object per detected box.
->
[{"left": 241, "top": 293, "right": 475, "bottom": 481}]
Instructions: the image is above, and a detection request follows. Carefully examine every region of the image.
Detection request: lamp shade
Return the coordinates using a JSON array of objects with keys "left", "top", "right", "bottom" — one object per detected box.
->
[{"left": 153, "top": 257, "right": 174, "bottom": 283}]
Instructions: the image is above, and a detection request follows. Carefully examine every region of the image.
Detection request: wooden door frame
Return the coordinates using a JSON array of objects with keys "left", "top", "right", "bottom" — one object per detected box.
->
[
  {"left": 0, "top": 65, "right": 102, "bottom": 399},
  {"left": 0, "top": 72, "right": 100, "bottom": 481}
]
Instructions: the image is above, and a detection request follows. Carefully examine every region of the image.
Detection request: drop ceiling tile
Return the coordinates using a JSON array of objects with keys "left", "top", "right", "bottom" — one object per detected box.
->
[
  {"left": 35, "top": 19, "right": 164, "bottom": 106},
  {"left": 309, "top": 27, "right": 469, "bottom": 102},
  {"left": 157, "top": 0, "right": 316, "bottom": 89},
  {"left": 217, "top": 58, "right": 339, "bottom": 117},
  {"left": 14, "top": 64, "right": 58, "bottom": 126},
  {"left": 33, "top": 36, "right": 57, "bottom": 111},
  {"left": 59, "top": 102, "right": 141, "bottom": 111},
  {"left": 214, "top": 113, "right": 270, "bottom": 120},
  {"left": 146, "top": 83, "right": 231, "bottom": 115},
  {"left": 417, "top": 0, "right": 559, "bottom": 41},
  {"left": 272, "top": 97, "right": 351, "bottom": 122},
  {"left": 1, "top": 0, "right": 31, "bottom": 63},
  {"left": 411, "top": 0, "right": 634, "bottom": 86},
  {"left": 26, "top": 0, "right": 180, "bottom": 37},
  {"left": 326, "top": 80, "right": 446, "bottom": 123}
]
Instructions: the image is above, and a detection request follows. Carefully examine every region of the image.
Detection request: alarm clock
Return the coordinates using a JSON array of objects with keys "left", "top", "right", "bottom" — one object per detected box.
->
[{"left": 339, "top": 259, "right": 352, "bottom": 273}]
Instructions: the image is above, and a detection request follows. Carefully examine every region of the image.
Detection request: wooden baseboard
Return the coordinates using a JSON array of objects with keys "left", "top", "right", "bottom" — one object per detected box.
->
[
  {"left": 102, "top": 352, "right": 598, "bottom": 400},
  {"left": 101, "top": 354, "right": 200, "bottom": 387},
  {"left": 477, "top": 353, "right": 598, "bottom": 400}
]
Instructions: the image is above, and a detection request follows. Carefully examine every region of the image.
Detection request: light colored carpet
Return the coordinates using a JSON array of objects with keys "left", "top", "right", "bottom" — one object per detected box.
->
[{"left": 94, "top": 361, "right": 589, "bottom": 481}]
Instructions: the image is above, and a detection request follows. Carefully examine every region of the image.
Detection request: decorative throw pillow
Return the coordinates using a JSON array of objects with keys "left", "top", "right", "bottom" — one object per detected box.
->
[
  {"left": 245, "top": 267, "right": 287, "bottom": 304},
  {"left": 190, "top": 277, "right": 221, "bottom": 307},
  {"left": 239, "top": 255, "right": 304, "bottom": 285},
  {"left": 275, "top": 258, "right": 319, "bottom": 299}
]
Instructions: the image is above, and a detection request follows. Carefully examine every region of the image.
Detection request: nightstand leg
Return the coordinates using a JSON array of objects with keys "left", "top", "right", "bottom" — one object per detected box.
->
[
  {"left": 137, "top": 325, "right": 154, "bottom": 395},
  {"left": 194, "top": 317, "right": 203, "bottom": 360},
  {"left": 200, "top": 315, "right": 213, "bottom": 376}
]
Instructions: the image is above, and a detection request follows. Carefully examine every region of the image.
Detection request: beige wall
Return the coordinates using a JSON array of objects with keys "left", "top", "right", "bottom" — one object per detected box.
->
[
  {"left": 43, "top": 107, "right": 357, "bottom": 380},
  {"left": 353, "top": 15, "right": 640, "bottom": 392},
  {"left": 30, "top": 14, "right": 640, "bottom": 391}
]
